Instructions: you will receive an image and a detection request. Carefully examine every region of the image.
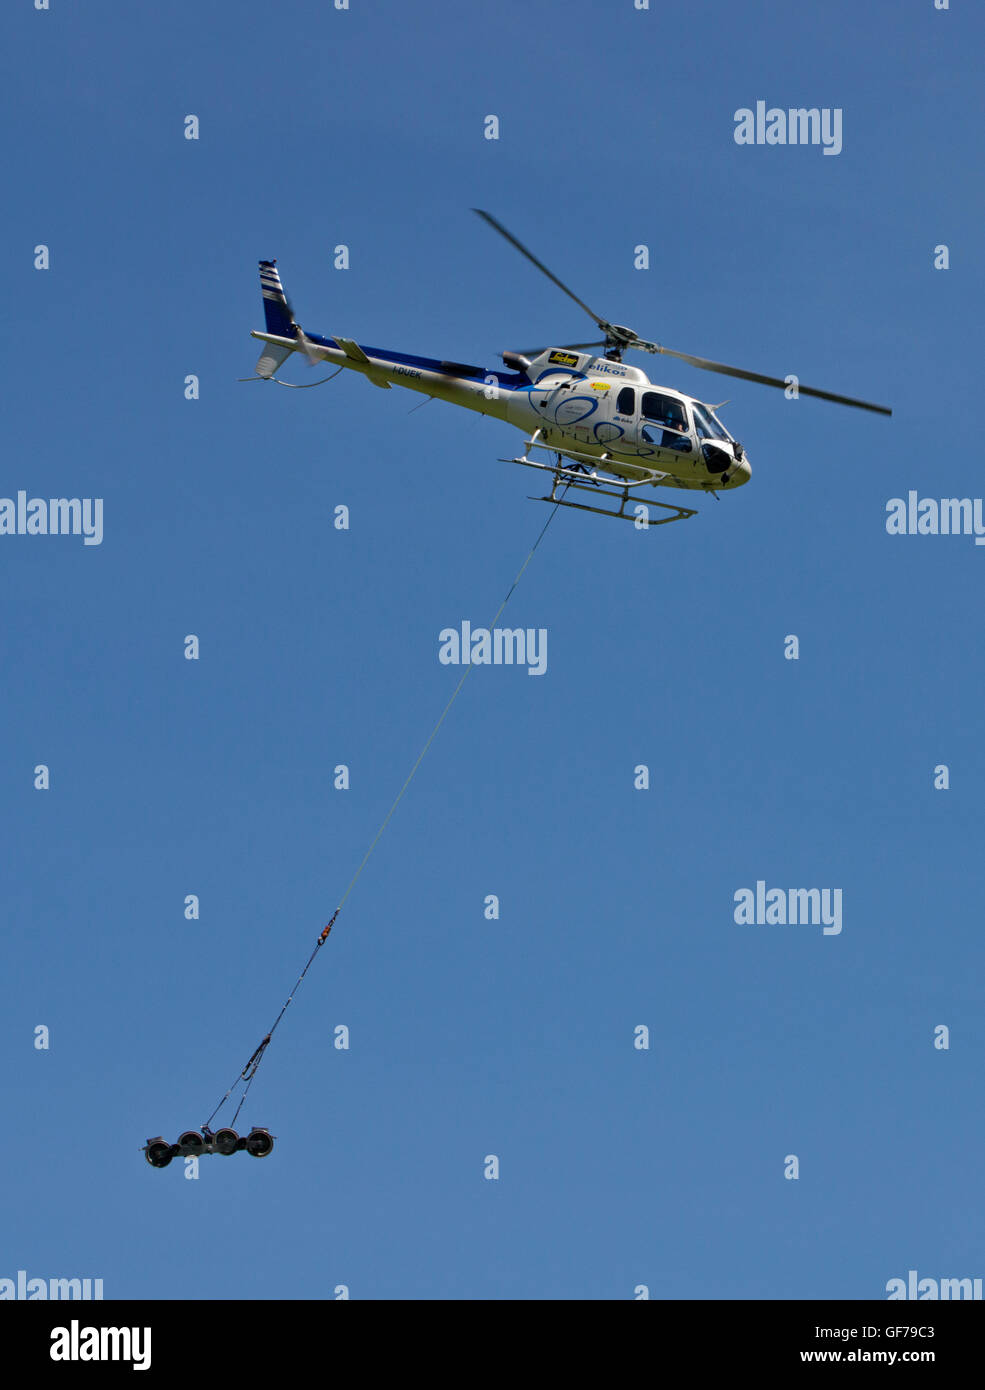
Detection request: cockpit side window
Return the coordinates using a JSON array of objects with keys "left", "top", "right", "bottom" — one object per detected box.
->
[
  {"left": 641, "top": 392, "right": 688, "bottom": 432},
  {"left": 616, "top": 386, "right": 636, "bottom": 415}
]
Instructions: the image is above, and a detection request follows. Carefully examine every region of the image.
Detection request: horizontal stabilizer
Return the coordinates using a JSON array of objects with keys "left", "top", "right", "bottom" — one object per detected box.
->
[
  {"left": 335, "top": 336, "right": 371, "bottom": 364},
  {"left": 336, "top": 336, "right": 391, "bottom": 389}
]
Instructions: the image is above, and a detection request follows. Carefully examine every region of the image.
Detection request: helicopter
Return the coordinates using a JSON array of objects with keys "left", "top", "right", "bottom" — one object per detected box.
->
[{"left": 246, "top": 210, "right": 891, "bottom": 528}]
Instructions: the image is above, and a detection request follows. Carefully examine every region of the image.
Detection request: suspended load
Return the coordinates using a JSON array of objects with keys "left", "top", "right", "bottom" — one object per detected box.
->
[{"left": 143, "top": 1127, "right": 274, "bottom": 1167}]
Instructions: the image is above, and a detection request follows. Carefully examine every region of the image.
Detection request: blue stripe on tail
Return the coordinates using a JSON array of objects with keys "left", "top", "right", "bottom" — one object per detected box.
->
[{"left": 259, "top": 260, "right": 296, "bottom": 339}]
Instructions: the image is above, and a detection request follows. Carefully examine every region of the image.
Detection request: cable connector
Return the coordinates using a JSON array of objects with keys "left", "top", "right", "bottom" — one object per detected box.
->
[
  {"left": 319, "top": 910, "right": 340, "bottom": 945},
  {"left": 241, "top": 1035, "right": 272, "bottom": 1080}
]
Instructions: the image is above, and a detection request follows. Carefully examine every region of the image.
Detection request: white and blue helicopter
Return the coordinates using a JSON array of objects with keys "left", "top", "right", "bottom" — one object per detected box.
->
[{"left": 246, "top": 211, "right": 891, "bottom": 528}]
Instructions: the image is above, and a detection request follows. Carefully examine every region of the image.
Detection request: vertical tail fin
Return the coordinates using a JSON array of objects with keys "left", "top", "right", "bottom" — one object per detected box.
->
[{"left": 259, "top": 260, "right": 297, "bottom": 339}]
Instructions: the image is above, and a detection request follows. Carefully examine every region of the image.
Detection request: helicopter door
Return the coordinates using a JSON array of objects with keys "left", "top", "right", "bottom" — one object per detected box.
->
[
  {"left": 639, "top": 391, "right": 694, "bottom": 459},
  {"left": 612, "top": 385, "right": 637, "bottom": 442}
]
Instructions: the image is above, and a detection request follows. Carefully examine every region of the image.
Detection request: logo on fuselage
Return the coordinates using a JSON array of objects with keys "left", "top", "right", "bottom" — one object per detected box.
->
[{"left": 547, "top": 350, "right": 579, "bottom": 367}]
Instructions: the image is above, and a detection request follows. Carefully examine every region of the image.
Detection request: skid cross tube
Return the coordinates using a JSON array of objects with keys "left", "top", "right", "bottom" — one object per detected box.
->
[{"left": 500, "top": 436, "right": 697, "bottom": 528}]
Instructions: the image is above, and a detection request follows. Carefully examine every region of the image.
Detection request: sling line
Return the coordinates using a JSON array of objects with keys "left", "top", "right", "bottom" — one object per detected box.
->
[{"left": 203, "top": 498, "right": 565, "bottom": 1129}]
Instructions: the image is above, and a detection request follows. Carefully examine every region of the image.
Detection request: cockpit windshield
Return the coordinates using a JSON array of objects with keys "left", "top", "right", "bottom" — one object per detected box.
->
[{"left": 692, "top": 404, "right": 731, "bottom": 441}]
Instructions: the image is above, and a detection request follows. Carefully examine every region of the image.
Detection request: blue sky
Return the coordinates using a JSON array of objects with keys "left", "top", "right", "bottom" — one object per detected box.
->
[{"left": 3, "top": 0, "right": 983, "bottom": 1300}]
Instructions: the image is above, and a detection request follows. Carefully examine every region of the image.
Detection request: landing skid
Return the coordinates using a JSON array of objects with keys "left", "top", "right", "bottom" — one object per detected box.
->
[{"left": 500, "top": 433, "right": 698, "bottom": 528}]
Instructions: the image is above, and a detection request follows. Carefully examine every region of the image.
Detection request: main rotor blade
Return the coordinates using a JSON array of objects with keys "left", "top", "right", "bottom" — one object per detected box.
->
[
  {"left": 647, "top": 344, "right": 892, "bottom": 416},
  {"left": 473, "top": 209, "right": 891, "bottom": 415},
  {"left": 473, "top": 210, "right": 609, "bottom": 333}
]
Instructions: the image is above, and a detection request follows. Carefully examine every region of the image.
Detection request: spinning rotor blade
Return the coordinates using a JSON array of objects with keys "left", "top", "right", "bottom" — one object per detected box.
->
[
  {"left": 644, "top": 343, "right": 892, "bottom": 416},
  {"left": 278, "top": 284, "right": 321, "bottom": 367},
  {"left": 473, "top": 210, "right": 611, "bottom": 334},
  {"left": 474, "top": 209, "right": 891, "bottom": 415},
  {"left": 294, "top": 325, "right": 323, "bottom": 367}
]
